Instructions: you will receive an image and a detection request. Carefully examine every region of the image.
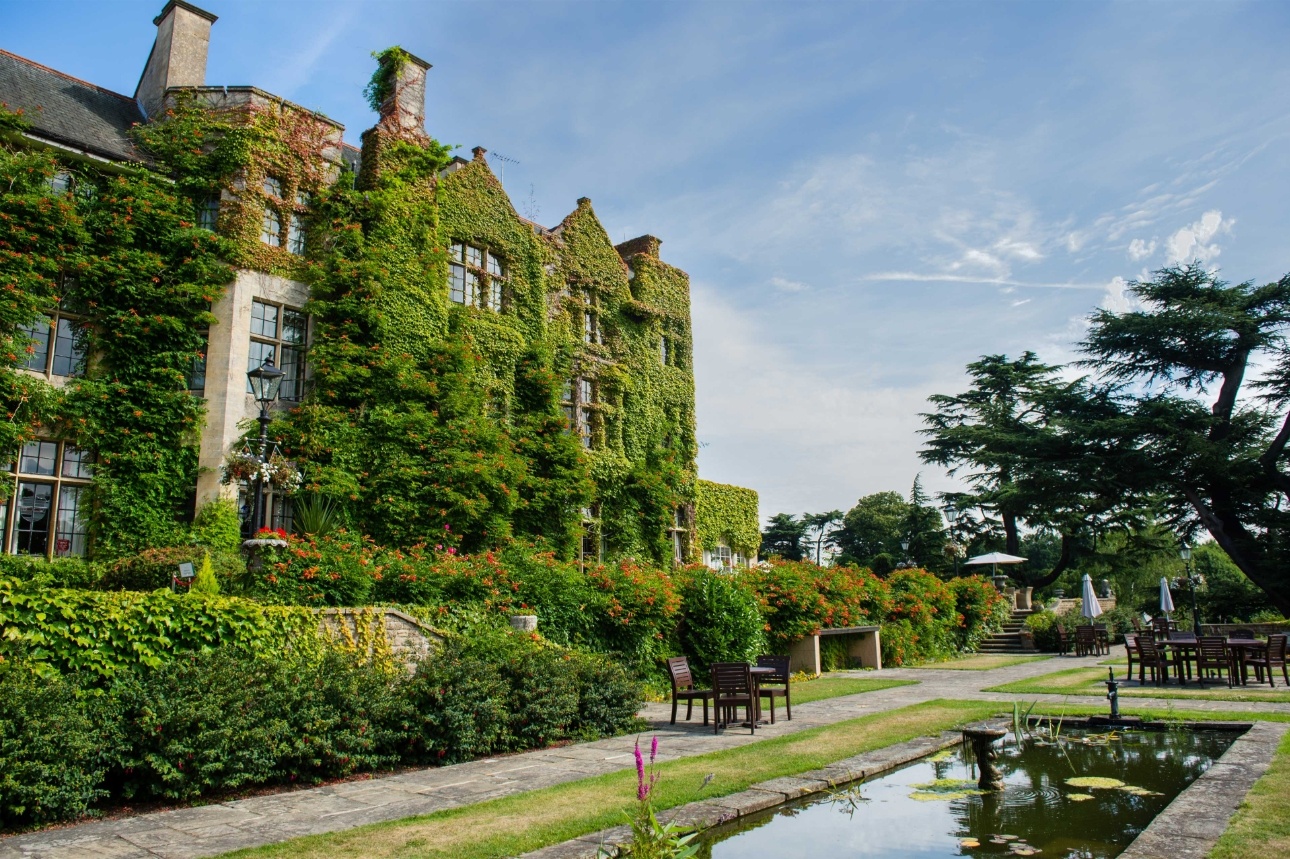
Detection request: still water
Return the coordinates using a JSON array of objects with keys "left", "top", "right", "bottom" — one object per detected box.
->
[{"left": 701, "top": 726, "right": 1238, "bottom": 859}]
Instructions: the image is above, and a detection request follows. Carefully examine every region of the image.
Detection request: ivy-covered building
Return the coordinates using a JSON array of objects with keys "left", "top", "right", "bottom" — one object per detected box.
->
[{"left": 0, "top": 1, "right": 758, "bottom": 566}]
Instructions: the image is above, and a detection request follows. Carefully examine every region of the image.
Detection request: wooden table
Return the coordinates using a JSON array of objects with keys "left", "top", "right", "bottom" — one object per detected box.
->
[
  {"left": 1160, "top": 640, "right": 1199, "bottom": 684},
  {"left": 748, "top": 665, "right": 775, "bottom": 725},
  {"left": 1225, "top": 638, "right": 1268, "bottom": 686}
]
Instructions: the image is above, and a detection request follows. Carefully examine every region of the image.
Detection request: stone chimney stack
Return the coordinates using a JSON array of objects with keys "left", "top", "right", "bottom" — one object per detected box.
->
[
  {"left": 375, "top": 49, "right": 432, "bottom": 140},
  {"left": 134, "top": 1, "right": 217, "bottom": 119}
]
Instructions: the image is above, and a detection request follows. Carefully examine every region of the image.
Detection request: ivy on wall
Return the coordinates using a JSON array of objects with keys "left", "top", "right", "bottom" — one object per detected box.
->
[
  {"left": 0, "top": 105, "right": 230, "bottom": 556},
  {"left": 695, "top": 479, "right": 761, "bottom": 558}
]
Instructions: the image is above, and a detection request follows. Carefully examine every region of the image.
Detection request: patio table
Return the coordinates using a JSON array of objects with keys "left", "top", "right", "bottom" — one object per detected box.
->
[
  {"left": 748, "top": 665, "right": 776, "bottom": 725},
  {"left": 1160, "top": 640, "right": 1200, "bottom": 684},
  {"left": 1225, "top": 638, "right": 1268, "bottom": 686}
]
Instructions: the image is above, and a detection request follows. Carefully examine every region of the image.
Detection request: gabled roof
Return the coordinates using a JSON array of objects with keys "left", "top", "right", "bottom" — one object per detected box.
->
[{"left": 0, "top": 48, "right": 146, "bottom": 163}]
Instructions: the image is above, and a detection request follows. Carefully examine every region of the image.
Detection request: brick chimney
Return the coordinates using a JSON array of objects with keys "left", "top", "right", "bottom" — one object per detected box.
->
[
  {"left": 375, "top": 49, "right": 432, "bottom": 140},
  {"left": 134, "top": 1, "right": 218, "bottom": 119}
]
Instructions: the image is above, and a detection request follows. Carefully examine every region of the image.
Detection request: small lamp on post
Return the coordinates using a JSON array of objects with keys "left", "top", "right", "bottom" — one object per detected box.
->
[
  {"left": 1180, "top": 543, "right": 1202, "bottom": 636},
  {"left": 900, "top": 539, "right": 911, "bottom": 570},
  {"left": 246, "top": 359, "right": 285, "bottom": 535}
]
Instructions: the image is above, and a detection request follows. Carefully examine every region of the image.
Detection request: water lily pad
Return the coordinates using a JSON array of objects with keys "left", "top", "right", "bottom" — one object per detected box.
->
[
  {"left": 913, "top": 778, "right": 978, "bottom": 792},
  {"left": 912, "top": 790, "right": 969, "bottom": 801},
  {"left": 1115, "top": 785, "right": 1164, "bottom": 797},
  {"left": 928, "top": 750, "right": 955, "bottom": 762},
  {"left": 1067, "top": 793, "right": 1095, "bottom": 801},
  {"left": 960, "top": 838, "right": 980, "bottom": 848},
  {"left": 1065, "top": 776, "right": 1126, "bottom": 789}
]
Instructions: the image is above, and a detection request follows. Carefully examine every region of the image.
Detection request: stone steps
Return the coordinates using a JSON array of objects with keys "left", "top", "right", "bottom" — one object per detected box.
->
[{"left": 977, "top": 609, "right": 1036, "bottom": 654}]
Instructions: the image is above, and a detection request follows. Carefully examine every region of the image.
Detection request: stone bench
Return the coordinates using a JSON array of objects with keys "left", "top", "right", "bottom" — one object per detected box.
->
[{"left": 788, "top": 625, "right": 882, "bottom": 676}]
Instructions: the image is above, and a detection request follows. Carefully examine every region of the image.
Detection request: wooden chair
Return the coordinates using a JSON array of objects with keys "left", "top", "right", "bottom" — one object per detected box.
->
[
  {"left": 1195, "top": 636, "right": 1231, "bottom": 687},
  {"left": 1075, "top": 625, "right": 1097, "bottom": 657},
  {"left": 1135, "top": 633, "right": 1177, "bottom": 685},
  {"left": 755, "top": 654, "right": 792, "bottom": 723},
  {"left": 1093, "top": 624, "right": 1111, "bottom": 655},
  {"left": 1131, "top": 616, "right": 1143, "bottom": 633},
  {"left": 1124, "top": 633, "right": 1139, "bottom": 680},
  {"left": 1055, "top": 623, "right": 1071, "bottom": 655},
  {"left": 1242, "top": 635, "right": 1289, "bottom": 688},
  {"left": 1151, "top": 617, "right": 1174, "bottom": 639},
  {"left": 666, "top": 656, "right": 712, "bottom": 726},
  {"left": 710, "top": 662, "right": 756, "bottom": 734}
]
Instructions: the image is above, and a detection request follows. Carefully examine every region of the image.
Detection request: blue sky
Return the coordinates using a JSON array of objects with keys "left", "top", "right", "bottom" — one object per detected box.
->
[{"left": 5, "top": 0, "right": 1290, "bottom": 522}]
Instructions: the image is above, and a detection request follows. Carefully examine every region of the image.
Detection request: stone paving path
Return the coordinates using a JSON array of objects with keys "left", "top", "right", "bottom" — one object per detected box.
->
[{"left": 4, "top": 649, "right": 1288, "bottom": 859}]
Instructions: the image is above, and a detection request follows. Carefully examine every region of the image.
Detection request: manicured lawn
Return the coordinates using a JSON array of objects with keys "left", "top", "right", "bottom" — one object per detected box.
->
[
  {"left": 223, "top": 699, "right": 999, "bottom": 859},
  {"left": 790, "top": 676, "right": 917, "bottom": 704},
  {"left": 1210, "top": 731, "right": 1290, "bottom": 859},
  {"left": 986, "top": 666, "right": 1290, "bottom": 703},
  {"left": 913, "top": 654, "right": 1052, "bottom": 671}
]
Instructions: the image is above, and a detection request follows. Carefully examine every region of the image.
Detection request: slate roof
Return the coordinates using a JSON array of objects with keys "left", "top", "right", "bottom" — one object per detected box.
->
[{"left": 0, "top": 48, "right": 146, "bottom": 163}]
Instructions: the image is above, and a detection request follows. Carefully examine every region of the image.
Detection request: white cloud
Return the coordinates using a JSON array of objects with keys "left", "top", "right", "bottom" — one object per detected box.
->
[
  {"left": 1100, "top": 276, "right": 1135, "bottom": 313},
  {"left": 1165, "top": 210, "right": 1234, "bottom": 264},
  {"left": 770, "top": 276, "right": 809, "bottom": 293},
  {"left": 1011, "top": 298, "right": 1032, "bottom": 307},
  {"left": 1128, "top": 238, "right": 1157, "bottom": 261}
]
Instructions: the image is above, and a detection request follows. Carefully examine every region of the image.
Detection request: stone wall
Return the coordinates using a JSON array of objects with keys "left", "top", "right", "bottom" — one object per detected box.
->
[{"left": 316, "top": 607, "right": 443, "bottom": 663}]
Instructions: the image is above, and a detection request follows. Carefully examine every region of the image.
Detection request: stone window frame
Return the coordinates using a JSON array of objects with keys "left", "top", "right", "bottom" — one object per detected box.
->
[
  {"left": 19, "top": 311, "right": 86, "bottom": 381},
  {"left": 447, "top": 242, "right": 506, "bottom": 311},
  {"left": 198, "top": 195, "right": 220, "bottom": 231},
  {"left": 247, "top": 299, "right": 309, "bottom": 402},
  {"left": 3, "top": 440, "right": 94, "bottom": 559},
  {"left": 582, "top": 288, "right": 602, "bottom": 345},
  {"left": 580, "top": 504, "right": 603, "bottom": 568}
]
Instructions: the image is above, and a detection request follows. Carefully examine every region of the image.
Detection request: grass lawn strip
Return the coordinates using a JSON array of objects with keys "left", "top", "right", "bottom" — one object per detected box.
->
[
  {"left": 790, "top": 676, "right": 916, "bottom": 704},
  {"left": 985, "top": 666, "right": 1290, "bottom": 703},
  {"left": 222, "top": 699, "right": 999, "bottom": 859},
  {"left": 913, "top": 654, "right": 1052, "bottom": 671},
  {"left": 1209, "top": 730, "right": 1290, "bottom": 859}
]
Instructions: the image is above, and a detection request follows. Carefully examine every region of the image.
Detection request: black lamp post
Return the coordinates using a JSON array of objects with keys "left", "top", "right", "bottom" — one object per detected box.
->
[
  {"left": 246, "top": 358, "right": 285, "bottom": 536},
  {"left": 900, "top": 539, "right": 911, "bottom": 569},
  {"left": 1180, "top": 544, "right": 1202, "bottom": 636}
]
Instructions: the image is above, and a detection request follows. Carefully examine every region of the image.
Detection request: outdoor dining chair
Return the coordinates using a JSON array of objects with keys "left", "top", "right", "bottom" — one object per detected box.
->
[
  {"left": 711, "top": 662, "right": 757, "bottom": 734},
  {"left": 755, "top": 654, "right": 792, "bottom": 723},
  {"left": 1075, "top": 625, "right": 1098, "bottom": 658},
  {"left": 1124, "top": 633, "right": 1139, "bottom": 680},
  {"left": 1135, "top": 633, "right": 1177, "bottom": 685},
  {"left": 1242, "top": 634, "right": 1289, "bottom": 688},
  {"left": 1055, "top": 623, "right": 1072, "bottom": 655},
  {"left": 1195, "top": 636, "right": 1232, "bottom": 687},
  {"left": 666, "top": 656, "right": 713, "bottom": 726},
  {"left": 1151, "top": 617, "right": 1175, "bottom": 639}
]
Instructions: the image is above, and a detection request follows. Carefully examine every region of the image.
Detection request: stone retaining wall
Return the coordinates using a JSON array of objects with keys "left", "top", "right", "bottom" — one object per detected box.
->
[{"left": 316, "top": 607, "right": 443, "bottom": 662}]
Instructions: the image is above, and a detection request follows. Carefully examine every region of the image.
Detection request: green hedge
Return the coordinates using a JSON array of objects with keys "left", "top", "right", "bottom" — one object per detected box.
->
[{"left": 0, "top": 628, "right": 641, "bottom": 830}]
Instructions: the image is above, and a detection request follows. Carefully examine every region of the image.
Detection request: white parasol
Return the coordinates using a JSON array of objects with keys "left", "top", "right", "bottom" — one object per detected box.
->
[
  {"left": 1081, "top": 573, "right": 1104, "bottom": 618},
  {"left": 963, "top": 551, "right": 1028, "bottom": 576},
  {"left": 1159, "top": 577, "right": 1175, "bottom": 619}
]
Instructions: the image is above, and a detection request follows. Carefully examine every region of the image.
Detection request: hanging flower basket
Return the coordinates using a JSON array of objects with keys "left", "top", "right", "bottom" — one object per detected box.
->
[{"left": 222, "top": 449, "right": 303, "bottom": 492}]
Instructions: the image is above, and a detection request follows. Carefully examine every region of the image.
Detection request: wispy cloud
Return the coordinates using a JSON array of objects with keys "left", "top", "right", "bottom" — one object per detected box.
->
[{"left": 1165, "top": 209, "right": 1234, "bottom": 264}]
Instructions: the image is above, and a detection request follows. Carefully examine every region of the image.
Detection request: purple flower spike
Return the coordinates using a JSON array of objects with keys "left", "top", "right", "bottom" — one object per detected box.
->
[
  {"left": 650, "top": 735, "right": 658, "bottom": 765},
  {"left": 634, "top": 739, "right": 647, "bottom": 801}
]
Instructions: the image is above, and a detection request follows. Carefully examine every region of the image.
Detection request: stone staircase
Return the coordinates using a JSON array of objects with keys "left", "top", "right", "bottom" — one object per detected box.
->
[{"left": 978, "top": 609, "right": 1036, "bottom": 654}]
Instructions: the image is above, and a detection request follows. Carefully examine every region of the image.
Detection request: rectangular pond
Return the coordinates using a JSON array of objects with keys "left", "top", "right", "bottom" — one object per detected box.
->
[{"left": 700, "top": 724, "right": 1241, "bottom": 859}]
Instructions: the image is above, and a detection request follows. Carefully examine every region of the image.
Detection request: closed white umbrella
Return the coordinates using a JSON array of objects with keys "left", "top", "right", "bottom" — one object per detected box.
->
[
  {"left": 1081, "top": 573, "right": 1103, "bottom": 618},
  {"left": 1159, "top": 577, "right": 1175, "bottom": 619}
]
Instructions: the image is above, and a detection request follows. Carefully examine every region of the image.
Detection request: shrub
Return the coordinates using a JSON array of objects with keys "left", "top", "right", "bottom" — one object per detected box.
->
[
  {"left": 948, "top": 575, "right": 1011, "bottom": 651},
  {"left": 191, "top": 498, "right": 243, "bottom": 554},
  {"left": 400, "top": 640, "right": 511, "bottom": 764},
  {"left": 882, "top": 568, "right": 957, "bottom": 666},
  {"left": 102, "top": 546, "right": 244, "bottom": 592},
  {"left": 743, "top": 559, "right": 889, "bottom": 649},
  {"left": 1025, "top": 610, "right": 1061, "bottom": 652},
  {"left": 0, "top": 555, "right": 104, "bottom": 589},
  {"left": 0, "top": 661, "right": 107, "bottom": 828},
  {"left": 250, "top": 529, "right": 378, "bottom": 606},
  {"left": 585, "top": 558, "right": 681, "bottom": 672},
  {"left": 569, "top": 652, "right": 644, "bottom": 739},
  {"left": 676, "top": 568, "right": 766, "bottom": 672},
  {"left": 189, "top": 553, "right": 220, "bottom": 595}
]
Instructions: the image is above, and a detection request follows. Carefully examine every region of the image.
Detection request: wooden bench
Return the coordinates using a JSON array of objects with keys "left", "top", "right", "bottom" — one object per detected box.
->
[{"left": 788, "top": 625, "right": 882, "bottom": 676}]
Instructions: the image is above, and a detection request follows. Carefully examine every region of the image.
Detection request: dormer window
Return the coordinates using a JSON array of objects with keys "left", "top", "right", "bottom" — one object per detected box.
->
[{"left": 448, "top": 242, "right": 505, "bottom": 311}]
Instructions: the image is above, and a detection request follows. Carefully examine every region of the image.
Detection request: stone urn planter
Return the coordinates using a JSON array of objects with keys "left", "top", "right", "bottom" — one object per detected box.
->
[
  {"left": 1017, "top": 586, "right": 1034, "bottom": 611},
  {"left": 242, "top": 537, "right": 288, "bottom": 574},
  {"left": 509, "top": 614, "right": 538, "bottom": 633}
]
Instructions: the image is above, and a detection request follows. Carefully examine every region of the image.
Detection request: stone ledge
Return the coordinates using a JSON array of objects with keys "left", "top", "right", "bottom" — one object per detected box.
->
[
  {"left": 515, "top": 729, "right": 966, "bottom": 859},
  {"left": 1118, "top": 720, "right": 1289, "bottom": 859}
]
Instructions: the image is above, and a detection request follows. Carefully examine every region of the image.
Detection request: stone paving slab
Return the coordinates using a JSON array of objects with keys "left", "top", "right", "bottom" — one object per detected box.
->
[{"left": 5, "top": 648, "right": 1286, "bottom": 859}]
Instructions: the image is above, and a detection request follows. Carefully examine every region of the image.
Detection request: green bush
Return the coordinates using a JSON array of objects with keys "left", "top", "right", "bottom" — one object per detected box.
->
[
  {"left": 101, "top": 546, "right": 244, "bottom": 592},
  {"left": 0, "top": 555, "right": 105, "bottom": 589},
  {"left": 0, "top": 661, "right": 107, "bottom": 828},
  {"left": 947, "top": 575, "right": 1011, "bottom": 651},
  {"left": 191, "top": 498, "right": 243, "bottom": 554},
  {"left": 676, "top": 569, "right": 766, "bottom": 672},
  {"left": 248, "top": 530, "right": 377, "bottom": 606},
  {"left": 1025, "top": 610, "right": 1061, "bottom": 652}
]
